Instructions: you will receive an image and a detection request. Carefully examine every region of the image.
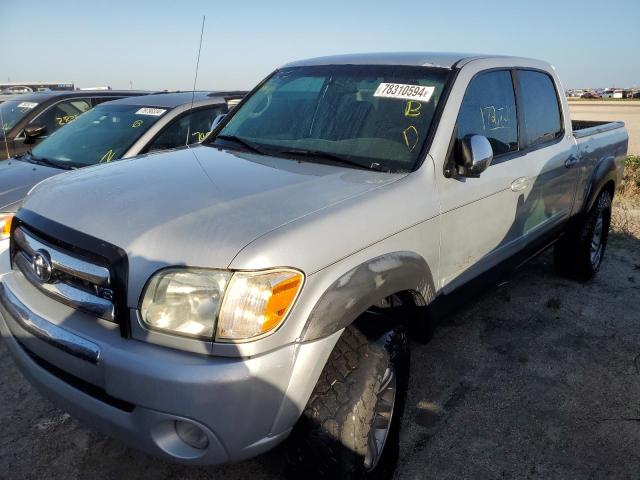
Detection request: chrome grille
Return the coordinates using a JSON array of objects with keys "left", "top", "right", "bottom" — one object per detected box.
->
[{"left": 12, "top": 227, "right": 115, "bottom": 321}]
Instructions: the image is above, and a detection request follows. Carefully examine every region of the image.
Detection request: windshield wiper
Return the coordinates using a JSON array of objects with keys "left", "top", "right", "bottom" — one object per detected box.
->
[
  {"left": 27, "top": 154, "right": 75, "bottom": 170},
  {"left": 213, "top": 134, "right": 268, "bottom": 155},
  {"left": 276, "top": 148, "right": 387, "bottom": 172}
]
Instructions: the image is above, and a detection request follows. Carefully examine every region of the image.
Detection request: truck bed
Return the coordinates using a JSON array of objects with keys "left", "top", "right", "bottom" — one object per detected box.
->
[
  {"left": 570, "top": 119, "right": 628, "bottom": 216},
  {"left": 572, "top": 119, "right": 626, "bottom": 139}
]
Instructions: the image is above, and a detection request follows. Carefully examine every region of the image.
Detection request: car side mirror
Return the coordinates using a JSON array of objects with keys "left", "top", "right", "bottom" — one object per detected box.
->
[
  {"left": 211, "top": 114, "right": 227, "bottom": 131},
  {"left": 457, "top": 134, "right": 493, "bottom": 177},
  {"left": 23, "top": 124, "right": 47, "bottom": 144}
]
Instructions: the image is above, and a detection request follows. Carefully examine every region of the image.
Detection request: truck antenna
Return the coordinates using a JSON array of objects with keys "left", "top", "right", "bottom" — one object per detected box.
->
[{"left": 186, "top": 15, "right": 206, "bottom": 146}]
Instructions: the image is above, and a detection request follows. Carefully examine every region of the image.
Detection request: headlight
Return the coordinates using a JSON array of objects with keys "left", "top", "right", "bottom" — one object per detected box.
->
[
  {"left": 0, "top": 213, "right": 14, "bottom": 241},
  {"left": 140, "top": 269, "right": 232, "bottom": 338},
  {"left": 140, "top": 268, "right": 303, "bottom": 342}
]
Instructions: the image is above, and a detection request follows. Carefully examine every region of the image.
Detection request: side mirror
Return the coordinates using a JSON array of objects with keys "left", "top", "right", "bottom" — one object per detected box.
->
[
  {"left": 211, "top": 114, "right": 227, "bottom": 131},
  {"left": 457, "top": 134, "right": 493, "bottom": 177},
  {"left": 23, "top": 124, "right": 47, "bottom": 144}
]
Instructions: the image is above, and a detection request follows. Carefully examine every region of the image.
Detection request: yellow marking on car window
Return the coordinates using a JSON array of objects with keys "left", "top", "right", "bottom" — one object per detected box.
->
[
  {"left": 402, "top": 126, "right": 419, "bottom": 152},
  {"left": 191, "top": 131, "right": 207, "bottom": 142},
  {"left": 55, "top": 115, "right": 78, "bottom": 127},
  {"left": 131, "top": 119, "right": 144, "bottom": 128},
  {"left": 100, "top": 149, "right": 115, "bottom": 163},
  {"left": 404, "top": 100, "right": 422, "bottom": 117}
]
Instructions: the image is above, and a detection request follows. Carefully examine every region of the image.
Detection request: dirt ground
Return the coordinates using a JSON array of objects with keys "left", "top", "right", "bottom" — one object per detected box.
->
[
  {"left": 1, "top": 213, "right": 640, "bottom": 479},
  {"left": 569, "top": 101, "right": 640, "bottom": 155}
]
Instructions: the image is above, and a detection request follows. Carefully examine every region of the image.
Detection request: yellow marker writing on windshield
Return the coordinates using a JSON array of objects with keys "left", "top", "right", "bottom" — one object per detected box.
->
[
  {"left": 404, "top": 101, "right": 422, "bottom": 117},
  {"left": 132, "top": 119, "right": 143, "bottom": 128},
  {"left": 402, "top": 126, "right": 419, "bottom": 152},
  {"left": 100, "top": 149, "right": 116, "bottom": 163}
]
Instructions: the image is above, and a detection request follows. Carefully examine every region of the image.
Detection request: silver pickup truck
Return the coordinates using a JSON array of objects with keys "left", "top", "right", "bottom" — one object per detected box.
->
[{"left": 0, "top": 53, "right": 628, "bottom": 478}]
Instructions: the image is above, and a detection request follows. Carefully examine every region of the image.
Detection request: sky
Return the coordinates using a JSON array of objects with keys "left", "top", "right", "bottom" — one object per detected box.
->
[{"left": 1, "top": 0, "right": 639, "bottom": 91}]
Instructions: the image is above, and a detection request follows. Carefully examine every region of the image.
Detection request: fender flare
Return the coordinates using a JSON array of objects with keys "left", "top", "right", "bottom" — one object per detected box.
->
[
  {"left": 583, "top": 155, "right": 617, "bottom": 213},
  {"left": 300, "top": 251, "right": 436, "bottom": 341}
]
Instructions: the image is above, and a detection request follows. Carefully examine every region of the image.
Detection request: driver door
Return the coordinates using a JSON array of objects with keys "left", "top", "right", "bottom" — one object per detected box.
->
[{"left": 437, "top": 69, "right": 533, "bottom": 292}]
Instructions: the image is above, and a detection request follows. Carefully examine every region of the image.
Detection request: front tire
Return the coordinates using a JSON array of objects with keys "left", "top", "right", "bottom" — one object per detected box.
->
[
  {"left": 554, "top": 190, "right": 612, "bottom": 280},
  {"left": 287, "top": 319, "right": 409, "bottom": 479}
]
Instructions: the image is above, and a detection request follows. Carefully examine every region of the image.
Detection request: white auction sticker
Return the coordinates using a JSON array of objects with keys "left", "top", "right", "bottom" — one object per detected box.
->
[
  {"left": 373, "top": 83, "right": 435, "bottom": 102},
  {"left": 17, "top": 102, "right": 38, "bottom": 109},
  {"left": 135, "top": 107, "right": 167, "bottom": 116}
]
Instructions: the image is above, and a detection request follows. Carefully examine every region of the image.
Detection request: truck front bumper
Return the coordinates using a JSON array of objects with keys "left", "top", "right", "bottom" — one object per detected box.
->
[{"left": 0, "top": 273, "right": 338, "bottom": 465}]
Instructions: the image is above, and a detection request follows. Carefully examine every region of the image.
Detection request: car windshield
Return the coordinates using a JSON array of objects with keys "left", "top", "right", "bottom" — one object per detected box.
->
[
  {"left": 31, "top": 103, "right": 168, "bottom": 168},
  {"left": 0, "top": 100, "right": 39, "bottom": 134},
  {"left": 209, "top": 65, "right": 451, "bottom": 172}
]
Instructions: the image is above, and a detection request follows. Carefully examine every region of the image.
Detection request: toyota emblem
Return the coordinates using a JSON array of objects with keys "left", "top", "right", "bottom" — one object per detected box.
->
[{"left": 32, "top": 249, "right": 53, "bottom": 283}]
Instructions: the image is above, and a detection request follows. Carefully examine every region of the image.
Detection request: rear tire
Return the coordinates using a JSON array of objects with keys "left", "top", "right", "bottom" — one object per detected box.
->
[
  {"left": 286, "top": 318, "right": 409, "bottom": 479},
  {"left": 554, "top": 190, "right": 612, "bottom": 280}
]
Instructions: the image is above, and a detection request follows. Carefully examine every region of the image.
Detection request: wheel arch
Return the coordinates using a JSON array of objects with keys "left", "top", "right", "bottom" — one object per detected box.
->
[
  {"left": 584, "top": 155, "right": 617, "bottom": 213},
  {"left": 300, "top": 251, "right": 436, "bottom": 342}
]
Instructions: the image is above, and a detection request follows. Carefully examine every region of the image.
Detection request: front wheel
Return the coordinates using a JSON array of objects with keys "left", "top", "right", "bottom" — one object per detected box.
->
[
  {"left": 286, "top": 319, "right": 409, "bottom": 479},
  {"left": 554, "top": 190, "right": 612, "bottom": 280}
]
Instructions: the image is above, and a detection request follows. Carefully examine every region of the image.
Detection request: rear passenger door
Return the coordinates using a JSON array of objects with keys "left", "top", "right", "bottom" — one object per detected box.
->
[{"left": 513, "top": 69, "right": 579, "bottom": 236}]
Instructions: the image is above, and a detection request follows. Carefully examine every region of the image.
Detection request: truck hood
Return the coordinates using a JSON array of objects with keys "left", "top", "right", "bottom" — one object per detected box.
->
[
  {"left": 0, "top": 158, "right": 61, "bottom": 212},
  {"left": 21, "top": 145, "right": 404, "bottom": 302}
]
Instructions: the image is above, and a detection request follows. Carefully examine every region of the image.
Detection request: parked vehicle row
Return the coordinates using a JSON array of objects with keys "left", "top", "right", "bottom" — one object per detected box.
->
[
  {"left": 0, "top": 90, "right": 150, "bottom": 159},
  {"left": 566, "top": 88, "right": 640, "bottom": 99},
  {"left": 0, "top": 53, "right": 628, "bottom": 478},
  {"left": 0, "top": 90, "right": 246, "bottom": 272},
  {"left": 0, "top": 83, "right": 76, "bottom": 104}
]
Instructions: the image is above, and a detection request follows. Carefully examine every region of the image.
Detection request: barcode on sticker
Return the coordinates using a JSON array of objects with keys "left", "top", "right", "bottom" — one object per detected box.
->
[
  {"left": 373, "top": 84, "right": 435, "bottom": 102},
  {"left": 17, "top": 102, "right": 38, "bottom": 109},
  {"left": 135, "top": 108, "right": 166, "bottom": 116}
]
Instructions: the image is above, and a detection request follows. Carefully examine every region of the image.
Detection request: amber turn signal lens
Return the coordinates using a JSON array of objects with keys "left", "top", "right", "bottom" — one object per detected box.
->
[
  {"left": 262, "top": 274, "right": 303, "bottom": 332},
  {"left": 0, "top": 214, "right": 13, "bottom": 241},
  {"left": 216, "top": 269, "right": 304, "bottom": 341}
]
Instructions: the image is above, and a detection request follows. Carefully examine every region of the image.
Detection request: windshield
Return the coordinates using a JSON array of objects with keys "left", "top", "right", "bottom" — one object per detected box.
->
[
  {"left": 210, "top": 65, "right": 450, "bottom": 172},
  {"left": 31, "top": 103, "right": 167, "bottom": 168},
  {"left": 0, "top": 100, "right": 39, "bottom": 134}
]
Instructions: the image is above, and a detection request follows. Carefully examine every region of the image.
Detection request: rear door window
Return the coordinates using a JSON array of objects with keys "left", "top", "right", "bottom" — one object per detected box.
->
[
  {"left": 455, "top": 70, "right": 518, "bottom": 156},
  {"left": 517, "top": 70, "right": 562, "bottom": 147}
]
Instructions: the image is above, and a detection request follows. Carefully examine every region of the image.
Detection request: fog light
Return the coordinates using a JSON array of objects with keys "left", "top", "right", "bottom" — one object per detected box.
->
[{"left": 175, "top": 420, "right": 209, "bottom": 450}]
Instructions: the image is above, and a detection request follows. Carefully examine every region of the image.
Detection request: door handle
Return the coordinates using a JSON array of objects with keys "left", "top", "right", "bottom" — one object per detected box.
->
[
  {"left": 565, "top": 155, "right": 580, "bottom": 168},
  {"left": 510, "top": 177, "right": 530, "bottom": 192}
]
